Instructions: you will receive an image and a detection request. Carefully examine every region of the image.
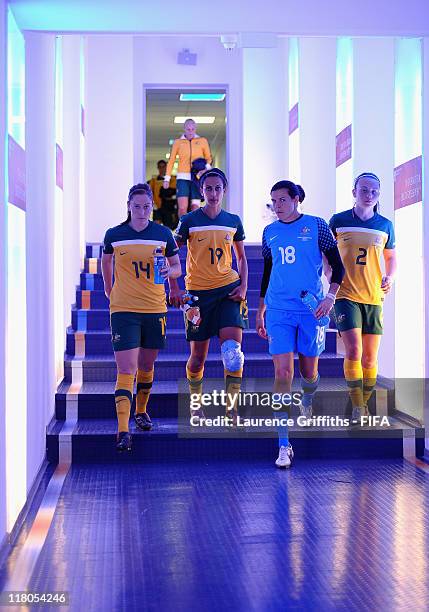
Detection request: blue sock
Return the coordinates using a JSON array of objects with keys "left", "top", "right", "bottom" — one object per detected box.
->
[
  {"left": 301, "top": 373, "right": 320, "bottom": 408},
  {"left": 275, "top": 411, "right": 289, "bottom": 447}
]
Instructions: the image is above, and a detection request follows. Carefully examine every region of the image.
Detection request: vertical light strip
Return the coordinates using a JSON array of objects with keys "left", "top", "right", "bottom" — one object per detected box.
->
[
  {"left": 4, "top": 371, "right": 80, "bottom": 591},
  {"left": 394, "top": 39, "right": 423, "bottom": 383},
  {"left": 6, "top": 8, "right": 27, "bottom": 532},
  {"left": 54, "top": 36, "right": 64, "bottom": 383},
  {"left": 335, "top": 38, "right": 353, "bottom": 211},
  {"left": 288, "top": 37, "right": 300, "bottom": 183},
  {"left": 79, "top": 37, "right": 85, "bottom": 268}
]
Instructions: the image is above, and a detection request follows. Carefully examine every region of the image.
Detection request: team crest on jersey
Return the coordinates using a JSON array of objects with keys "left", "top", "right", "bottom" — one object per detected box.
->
[
  {"left": 298, "top": 226, "right": 312, "bottom": 241},
  {"left": 225, "top": 233, "right": 231, "bottom": 241}
]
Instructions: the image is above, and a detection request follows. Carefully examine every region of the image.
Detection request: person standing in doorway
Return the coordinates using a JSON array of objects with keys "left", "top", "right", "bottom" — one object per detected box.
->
[{"left": 163, "top": 118, "right": 212, "bottom": 218}]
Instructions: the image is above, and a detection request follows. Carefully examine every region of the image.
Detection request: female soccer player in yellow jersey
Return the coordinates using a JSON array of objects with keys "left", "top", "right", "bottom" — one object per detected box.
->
[
  {"left": 169, "top": 169, "right": 249, "bottom": 423},
  {"left": 329, "top": 173, "right": 397, "bottom": 423},
  {"left": 163, "top": 118, "right": 212, "bottom": 218},
  {"left": 102, "top": 183, "right": 181, "bottom": 451}
]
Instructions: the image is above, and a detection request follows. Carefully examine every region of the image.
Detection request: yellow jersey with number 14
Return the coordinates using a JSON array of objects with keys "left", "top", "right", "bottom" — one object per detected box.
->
[{"left": 103, "top": 221, "right": 179, "bottom": 313}]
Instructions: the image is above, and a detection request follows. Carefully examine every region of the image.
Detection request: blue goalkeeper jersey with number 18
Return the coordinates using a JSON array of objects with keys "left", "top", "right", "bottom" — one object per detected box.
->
[{"left": 262, "top": 214, "right": 336, "bottom": 313}]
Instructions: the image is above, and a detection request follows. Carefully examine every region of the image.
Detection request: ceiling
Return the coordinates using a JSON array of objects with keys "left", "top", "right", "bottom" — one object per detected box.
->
[
  {"left": 9, "top": 0, "right": 429, "bottom": 36},
  {"left": 145, "top": 89, "right": 226, "bottom": 177}
]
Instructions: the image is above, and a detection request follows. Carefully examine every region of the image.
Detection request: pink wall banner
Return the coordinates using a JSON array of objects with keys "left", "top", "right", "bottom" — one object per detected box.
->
[
  {"left": 81, "top": 105, "right": 85, "bottom": 136},
  {"left": 336, "top": 124, "right": 352, "bottom": 167},
  {"left": 8, "top": 135, "right": 26, "bottom": 211},
  {"left": 289, "top": 103, "right": 299, "bottom": 135},
  {"left": 394, "top": 155, "right": 422, "bottom": 210},
  {"left": 56, "top": 144, "right": 64, "bottom": 190}
]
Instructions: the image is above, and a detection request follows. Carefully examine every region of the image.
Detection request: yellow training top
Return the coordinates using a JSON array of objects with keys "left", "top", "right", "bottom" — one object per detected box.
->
[{"left": 165, "top": 135, "right": 212, "bottom": 181}]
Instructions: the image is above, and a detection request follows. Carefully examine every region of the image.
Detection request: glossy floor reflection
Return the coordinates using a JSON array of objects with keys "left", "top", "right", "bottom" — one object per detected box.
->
[{"left": 2, "top": 458, "right": 429, "bottom": 611}]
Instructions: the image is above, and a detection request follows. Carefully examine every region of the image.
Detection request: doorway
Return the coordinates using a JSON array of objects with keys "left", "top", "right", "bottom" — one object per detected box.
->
[{"left": 145, "top": 88, "right": 227, "bottom": 216}]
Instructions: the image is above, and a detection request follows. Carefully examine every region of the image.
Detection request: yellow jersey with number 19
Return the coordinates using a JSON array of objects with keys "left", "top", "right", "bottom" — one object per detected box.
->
[{"left": 174, "top": 208, "right": 245, "bottom": 291}]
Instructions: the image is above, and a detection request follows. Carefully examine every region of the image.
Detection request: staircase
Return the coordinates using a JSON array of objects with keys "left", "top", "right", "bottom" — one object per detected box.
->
[{"left": 47, "top": 244, "right": 424, "bottom": 463}]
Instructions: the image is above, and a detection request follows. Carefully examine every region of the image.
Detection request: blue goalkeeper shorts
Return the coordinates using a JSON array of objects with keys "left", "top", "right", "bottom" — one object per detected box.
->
[{"left": 266, "top": 309, "right": 326, "bottom": 357}]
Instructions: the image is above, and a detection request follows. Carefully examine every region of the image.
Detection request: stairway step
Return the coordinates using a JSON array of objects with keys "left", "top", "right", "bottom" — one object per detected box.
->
[
  {"left": 46, "top": 416, "right": 423, "bottom": 464},
  {"left": 71, "top": 306, "right": 264, "bottom": 331},
  {"left": 76, "top": 288, "right": 277, "bottom": 310},
  {"left": 63, "top": 352, "right": 344, "bottom": 382},
  {"left": 79, "top": 270, "right": 265, "bottom": 291},
  {"left": 55, "top": 379, "right": 392, "bottom": 421},
  {"left": 66, "top": 326, "right": 338, "bottom": 356}
]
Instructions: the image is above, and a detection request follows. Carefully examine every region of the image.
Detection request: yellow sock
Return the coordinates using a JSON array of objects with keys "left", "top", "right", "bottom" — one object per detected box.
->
[
  {"left": 344, "top": 359, "right": 364, "bottom": 408},
  {"left": 363, "top": 365, "right": 378, "bottom": 406},
  {"left": 225, "top": 368, "right": 243, "bottom": 413},
  {"left": 115, "top": 372, "right": 135, "bottom": 433},
  {"left": 186, "top": 364, "right": 204, "bottom": 409},
  {"left": 136, "top": 369, "right": 154, "bottom": 414}
]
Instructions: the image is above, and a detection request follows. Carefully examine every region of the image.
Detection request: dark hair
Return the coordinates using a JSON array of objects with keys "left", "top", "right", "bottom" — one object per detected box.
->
[
  {"left": 270, "top": 180, "right": 301, "bottom": 199},
  {"left": 199, "top": 168, "right": 228, "bottom": 189},
  {"left": 353, "top": 172, "right": 380, "bottom": 212},
  {"left": 157, "top": 159, "right": 166, "bottom": 166},
  {"left": 121, "top": 183, "right": 153, "bottom": 225}
]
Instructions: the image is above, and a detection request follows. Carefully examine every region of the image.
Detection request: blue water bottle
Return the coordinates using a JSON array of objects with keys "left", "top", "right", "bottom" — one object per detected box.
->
[
  {"left": 300, "top": 290, "right": 330, "bottom": 326},
  {"left": 153, "top": 247, "right": 166, "bottom": 284}
]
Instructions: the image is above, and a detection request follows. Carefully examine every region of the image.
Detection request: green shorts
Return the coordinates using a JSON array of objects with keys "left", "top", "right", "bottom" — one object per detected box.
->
[
  {"left": 334, "top": 299, "right": 383, "bottom": 335},
  {"left": 185, "top": 280, "right": 249, "bottom": 342},
  {"left": 110, "top": 312, "right": 167, "bottom": 351}
]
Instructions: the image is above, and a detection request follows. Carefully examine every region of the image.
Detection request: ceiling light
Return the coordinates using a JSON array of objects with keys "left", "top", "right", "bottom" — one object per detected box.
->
[{"left": 179, "top": 93, "right": 225, "bottom": 102}]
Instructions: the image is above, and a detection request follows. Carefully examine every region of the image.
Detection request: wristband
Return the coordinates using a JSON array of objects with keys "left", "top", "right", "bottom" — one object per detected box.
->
[{"left": 326, "top": 293, "right": 336, "bottom": 302}]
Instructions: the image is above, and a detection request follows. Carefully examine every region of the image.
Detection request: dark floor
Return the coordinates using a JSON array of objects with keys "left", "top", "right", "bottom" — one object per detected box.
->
[{"left": 2, "top": 458, "right": 429, "bottom": 611}]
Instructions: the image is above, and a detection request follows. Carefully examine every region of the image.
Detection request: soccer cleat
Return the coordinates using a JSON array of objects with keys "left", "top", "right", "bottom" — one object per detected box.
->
[
  {"left": 190, "top": 407, "right": 206, "bottom": 424},
  {"left": 351, "top": 407, "right": 363, "bottom": 425},
  {"left": 225, "top": 408, "right": 238, "bottom": 427},
  {"left": 134, "top": 412, "right": 152, "bottom": 431},
  {"left": 275, "top": 444, "right": 294, "bottom": 469},
  {"left": 116, "top": 431, "right": 132, "bottom": 452}
]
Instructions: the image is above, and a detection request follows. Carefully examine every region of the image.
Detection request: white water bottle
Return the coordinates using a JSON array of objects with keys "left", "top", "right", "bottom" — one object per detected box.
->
[
  {"left": 181, "top": 293, "right": 202, "bottom": 328},
  {"left": 301, "top": 290, "right": 330, "bottom": 326}
]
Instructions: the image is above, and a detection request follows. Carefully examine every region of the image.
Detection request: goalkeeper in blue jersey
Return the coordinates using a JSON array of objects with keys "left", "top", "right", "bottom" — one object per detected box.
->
[{"left": 256, "top": 180, "right": 345, "bottom": 468}]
